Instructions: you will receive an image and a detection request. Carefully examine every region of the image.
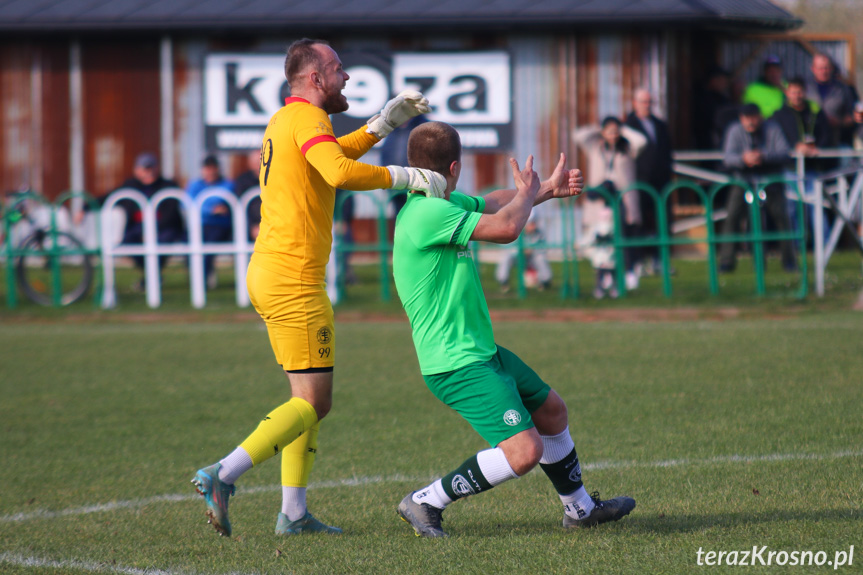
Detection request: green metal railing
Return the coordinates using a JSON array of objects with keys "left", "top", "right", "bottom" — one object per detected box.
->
[
  {"left": 576, "top": 177, "right": 807, "bottom": 299},
  {"left": 3, "top": 190, "right": 101, "bottom": 308},
  {"left": 332, "top": 178, "right": 808, "bottom": 302},
  {"left": 334, "top": 190, "right": 398, "bottom": 302}
]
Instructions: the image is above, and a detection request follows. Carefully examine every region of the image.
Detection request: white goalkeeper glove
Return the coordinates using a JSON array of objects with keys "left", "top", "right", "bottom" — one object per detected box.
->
[
  {"left": 387, "top": 166, "right": 447, "bottom": 199},
  {"left": 366, "top": 90, "right": 431, "bottom": 139}
]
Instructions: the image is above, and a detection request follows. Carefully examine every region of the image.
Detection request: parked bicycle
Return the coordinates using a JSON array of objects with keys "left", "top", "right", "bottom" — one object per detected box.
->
[{"left": 2, "top": 191, "right": 96, "bottom": 307}]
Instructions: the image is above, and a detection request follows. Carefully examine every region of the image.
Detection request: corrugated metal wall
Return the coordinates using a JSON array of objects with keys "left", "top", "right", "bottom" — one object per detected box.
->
[
  {"left": 41, "top": 42, "right": 72, "bottom": 199},
  {"left": 0, "top": 42, "right": 71, "bottom": 199},
  {"left": 506, "top": 32, "right": 680, "bottom": 241},
  {"left": 82, "top": 39, "right": 161, "bottom": 197},
  {"left": 1, "top": 43, "right": 36, "bottom": 195},
  {"left": 721, "top": 35, "right": 854, "bottom": 89},
  {"left": 4, "top": 31, "right": 849, "bottom": 205}
]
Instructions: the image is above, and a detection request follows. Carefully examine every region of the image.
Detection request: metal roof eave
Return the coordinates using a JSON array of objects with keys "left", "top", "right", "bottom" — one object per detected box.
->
[{"left": 0, "top": 13, "right": 803, "bottom": 34}]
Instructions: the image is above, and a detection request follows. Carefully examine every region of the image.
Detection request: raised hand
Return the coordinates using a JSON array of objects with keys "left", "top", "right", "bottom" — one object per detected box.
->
[
  {"left": 510, "top": 155, "right": 540, "bottom": 200},
  {"left": 545, "top": 153, "right": 584, "bottom": 198},
  {"left": 366, "top": 90, "right": 430, "bottom": 139}
]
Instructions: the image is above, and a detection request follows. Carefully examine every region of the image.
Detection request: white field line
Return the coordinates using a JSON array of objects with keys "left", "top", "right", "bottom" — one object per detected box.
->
[
  {"left": 2, "top": 449, "right": 861, "bottom": 526},
  {"left": 0, "top": 552, "right": 255, "bottom": 575}
]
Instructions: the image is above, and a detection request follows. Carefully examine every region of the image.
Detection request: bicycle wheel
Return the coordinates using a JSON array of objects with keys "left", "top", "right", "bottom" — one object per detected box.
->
[{"left": 16, "top": 229, "right": 95, "bottom": 306}]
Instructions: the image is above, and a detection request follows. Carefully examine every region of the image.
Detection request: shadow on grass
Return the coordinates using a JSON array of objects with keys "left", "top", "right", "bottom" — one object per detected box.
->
[
  {"left": 438, "top": 508, "right": 861, "bottom": 538},
  {"left": 624, "top": 508, "right": 862, "bottom": 535}
]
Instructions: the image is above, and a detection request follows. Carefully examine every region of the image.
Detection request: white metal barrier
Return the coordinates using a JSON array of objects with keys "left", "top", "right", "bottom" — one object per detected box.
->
[
  {"left": 813, "top": 169, "right": 863, "bottom": 297},
  {"left": 100, "top": 186, "right": 261, "bottom": 309}
]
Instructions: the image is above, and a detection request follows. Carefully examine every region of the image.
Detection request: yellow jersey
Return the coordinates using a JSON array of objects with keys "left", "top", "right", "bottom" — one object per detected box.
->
[{"left": 253, "top": 97, "right": 392, "bottom": 282}]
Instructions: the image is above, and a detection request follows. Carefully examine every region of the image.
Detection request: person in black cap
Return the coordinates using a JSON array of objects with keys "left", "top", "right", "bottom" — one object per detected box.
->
[
  {"left": 186, "top": 154, "right": 235, "bottom": 289},
  {"left": 719, "top": 104, "right": 796, "bottom": 273},
  {"left": 742, "top": 55, "right": 786, "bottom": 119},
  {"left": 106, "top": 152, "right": 186, "bottom": 290}
]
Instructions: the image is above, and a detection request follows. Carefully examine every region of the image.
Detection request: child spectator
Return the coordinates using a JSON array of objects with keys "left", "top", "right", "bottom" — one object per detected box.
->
[
  {"left": 578, "top": 192, "right": 618, "bottom": 299},
  {"left": 495, "top": 215, "right": 552, "bottom": 292}
]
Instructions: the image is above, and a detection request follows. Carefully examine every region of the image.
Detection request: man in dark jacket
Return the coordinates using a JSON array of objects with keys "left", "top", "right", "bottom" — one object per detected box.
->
[
  {"left": 773, "top": 78, "right": 831, "bottom": 156},
  {"left": 625, "top": 89, "right": 673, "bottom": 272},
  {"left": 806, "top": 53, "right": 857, "bottom": 147},
  {"left": 108, "top": 152, "right": 186, "bottom": 287},
  {"left": 772, "top": 77, "right": 832, "bottom": 244}
]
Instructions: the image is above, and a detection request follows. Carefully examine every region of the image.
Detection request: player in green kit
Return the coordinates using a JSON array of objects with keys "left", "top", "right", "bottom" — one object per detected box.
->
[{"left": 392, "top": 122, "right": 636, "bottom": 537}]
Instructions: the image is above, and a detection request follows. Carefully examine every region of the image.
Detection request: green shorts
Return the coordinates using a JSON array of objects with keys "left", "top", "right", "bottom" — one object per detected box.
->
[{"left": 422, "top": 345, "right": 551, "bottom": 447}]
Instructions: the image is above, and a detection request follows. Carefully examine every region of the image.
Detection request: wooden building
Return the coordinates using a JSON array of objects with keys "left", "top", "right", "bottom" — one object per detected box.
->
[{"left": 0, "top": 0, "right": 806, "bottom": 202}]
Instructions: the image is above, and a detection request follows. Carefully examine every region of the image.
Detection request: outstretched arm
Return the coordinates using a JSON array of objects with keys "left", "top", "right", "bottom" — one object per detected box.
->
[
  {"left": 534, "top": 153, "right": 584, "bottom": 204},
  {"left": 470, "top": 156, "right": 541, "bottom": 244},
  {"left": 482, "top": 153, "right": 584, "bottom": 214}
]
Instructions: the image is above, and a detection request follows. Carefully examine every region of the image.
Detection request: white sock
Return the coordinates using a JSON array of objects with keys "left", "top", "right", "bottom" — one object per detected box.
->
[
  {"left": 218, "top": 446, "right": 253, "bottom": 485},
  {"left": 539, "top": 428, "right": 595, "bottom": 518},
  {"left": 539, "top": 426, "right": 575, "bottom": 464},
  {"left": 477, "top": 447, "right": 519, "bottom": 483},
  {"left": 412, "top": 479, "right": 452, "bottom": 509},
  {"left": 560, "top": 486, "right": 596, "bottom": 519},
  {"left": 412, "top": 448, "right": 518, "bottom": 509},
  {"left": 281, "top": 486, "right": 307, "bottom": 521}
]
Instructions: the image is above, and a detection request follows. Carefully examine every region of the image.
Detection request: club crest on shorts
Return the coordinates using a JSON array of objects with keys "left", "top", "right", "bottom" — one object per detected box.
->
[
  {"left": 451, "top": 474, "right": 476, "bottom": 497},
  {"left": 316, "top": 326, "right": 332, "bottom": 345},
  {"left": 503, "top": 409, "right": 522, "bottom": 426}
]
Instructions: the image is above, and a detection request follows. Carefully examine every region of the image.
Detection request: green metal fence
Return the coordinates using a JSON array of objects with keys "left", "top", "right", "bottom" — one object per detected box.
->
[
  {"left": 334, "top": 190, "right": 398, "bottom": 303},
  {"left": 333, "top": 178, "right": 808, "bottom": 302}
]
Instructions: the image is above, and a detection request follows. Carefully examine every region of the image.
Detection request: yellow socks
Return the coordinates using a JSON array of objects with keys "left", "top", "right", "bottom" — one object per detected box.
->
[
  {"left": 281, "top": 421, "right": 319, "bottom": 487},
  {"left": 239, "top": 397, "right": 318, "bottom": 466},
  {"left": 280, "top": 422, "right": 320, "bottom": 519}
]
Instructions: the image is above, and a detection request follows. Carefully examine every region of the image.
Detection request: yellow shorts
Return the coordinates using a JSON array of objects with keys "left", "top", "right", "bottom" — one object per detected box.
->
[{"left": 247, "top": 256, "right": 335, "bottom": 371}]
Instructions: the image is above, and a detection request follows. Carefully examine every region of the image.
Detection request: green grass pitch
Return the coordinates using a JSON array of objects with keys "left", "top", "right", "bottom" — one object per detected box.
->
[{"left": 1, "top": 314, "right": 861, "bottom": 574}]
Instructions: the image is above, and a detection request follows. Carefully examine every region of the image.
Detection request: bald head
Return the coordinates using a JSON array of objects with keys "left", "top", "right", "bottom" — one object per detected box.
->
[
  {"left": 408, "top": 122, "right": 461, "bottom": 196},
  {"left": 811, "top": 53, "right": 834, "bottom": 84},
  {"left": 633, "top": 88, "right": 653, "bottom": 119},
  {"left": 285, "top": 39, "right": 328, "bottom": 88},
  {"left": 284, "top": 39, "right": 350, "bottom": 114},
  {"left": 408, "top": 122, "right": 461, "bottom": 174}
]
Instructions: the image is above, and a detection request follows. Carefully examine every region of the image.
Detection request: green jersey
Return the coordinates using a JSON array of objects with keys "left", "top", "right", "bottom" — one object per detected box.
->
[{"left": 393, "top": 191, "right": 496, "bottom": 375}]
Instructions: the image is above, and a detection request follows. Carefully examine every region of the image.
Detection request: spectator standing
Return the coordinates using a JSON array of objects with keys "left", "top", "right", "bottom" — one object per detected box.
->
[
  {"left": 773, "top": 78, "right": 831, "bottom": 155},
  {"left": 854, "top": 102, "right": 863, "bottom": 149},
  {"left": 107, "top": 152, "right": 185, "bottom": 290},
  {"left": 625, "top": 88, "right": 673, "bottom": 273},
  {"left": 742, "top": 55, "right": 786, "bottom": 120},
  {"left": 187, "top": 154, "right": 234, "bottom": 289},
  {"left": 806, "top": 53, "right": 858, "bottom": 148},
  {"left": 234, "top": 150, "right": 262, "bottom": 241},
  {"left": 772, "top": 77, "right": 831, "bottom": 240},
  {"left": 719, "top": 104, "right": 795, "bottom": 273},
  {"left": 573, "top": 117, "right": 647, "bottom": 289}
]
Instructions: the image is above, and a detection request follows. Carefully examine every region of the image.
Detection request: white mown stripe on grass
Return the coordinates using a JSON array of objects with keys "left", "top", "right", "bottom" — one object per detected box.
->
[
  {"left": 0, "top": 552, "right": 257, "bottom": 575},
  {"left": 2, "top": 449, "right": 860, "bottom": 525}
]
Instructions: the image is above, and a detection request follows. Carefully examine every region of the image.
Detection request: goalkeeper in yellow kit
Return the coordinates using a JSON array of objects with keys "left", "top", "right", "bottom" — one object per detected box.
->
[{"left": 192, "top": 38, "right": 446, "bottom": 537}]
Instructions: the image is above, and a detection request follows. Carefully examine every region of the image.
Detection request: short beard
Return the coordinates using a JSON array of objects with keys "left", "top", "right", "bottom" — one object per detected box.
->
[{"left": 322, "top": 91, "right": 349, "bottom": 115}]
